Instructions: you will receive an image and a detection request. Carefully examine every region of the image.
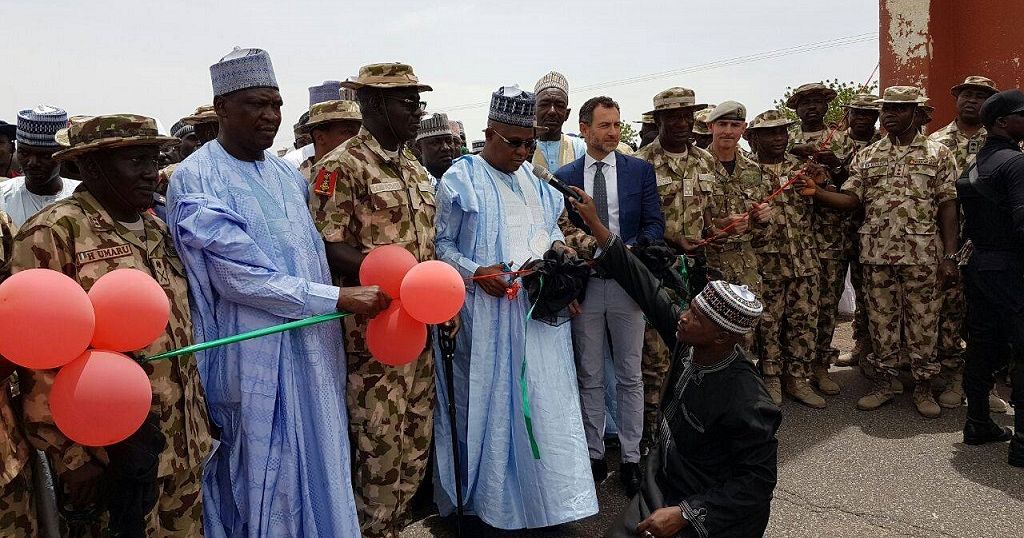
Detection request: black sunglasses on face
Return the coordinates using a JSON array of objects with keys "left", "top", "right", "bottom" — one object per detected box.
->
[
  {"left": 490, "top": 129, "right": 537, "bottom": 149},
  {"left": 385, "top": 96, "right": 427, "bottom": 112}
]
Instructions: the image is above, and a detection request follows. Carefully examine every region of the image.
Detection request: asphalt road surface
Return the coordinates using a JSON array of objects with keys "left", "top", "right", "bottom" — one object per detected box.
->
[{"left": 402, "top": 322, "right": 1024, "bottom": 538}]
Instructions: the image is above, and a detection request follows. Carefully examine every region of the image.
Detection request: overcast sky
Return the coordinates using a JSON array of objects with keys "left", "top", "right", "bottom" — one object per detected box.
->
[{"left": 1, "top": 0, "right": 879, "bottom": 150}]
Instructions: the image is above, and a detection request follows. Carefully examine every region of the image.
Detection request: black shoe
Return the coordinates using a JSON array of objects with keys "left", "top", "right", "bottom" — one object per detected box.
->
[
  {"left": 963, "top": 418, "right": 1013, "bottom": 445},
  {"left": 619, "top": 462, "right": 641, "bottom": 497},
  {"left": 591, "top": 458, "right": 608, "bottom": 483},
  {"left": 1010, "top": 436, "right": 1024, "bottom": 468}
]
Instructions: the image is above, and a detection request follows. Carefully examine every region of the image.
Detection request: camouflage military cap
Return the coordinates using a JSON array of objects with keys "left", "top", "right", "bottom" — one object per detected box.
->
[
  {"left": 55, "top": 115, "right": 95, "bottom": 147},
  {"left": 842, "top": 92, "right": 881, "bottom": 111},
  {"left": 646, "top": 87, "right": 707, "bottom": 115},
  {"left": 302, "top": 100, "right": 362, "bottom": 132},
  {"left": 875, "top": 86, "right": 929, "bottom": 105},
  {"left": 182, "top": 105, "right": 217, "bottom": 126},
  {"left": 341, "top": 63, "right": 432, "bottom": 92},
  {"left": 707, "top": 101, "right": 746, "bottom": 123},
  {"left": 53, "top": 114, "right": 178, "bottom": 160},
  {"left": 691, "top": 105, "right": 716, "bottom": 135},
  {"left": 746, "top": 109, "right": 797, "bottom": 130},
  {"left": 951, "top": 75, "right": 999, "bottom": 97},
  {"left": 785, "top": 83, "right": 838, "bottom": 108},
  {"left": 633, "top": 113, "right": 655, "bottom": 125}
]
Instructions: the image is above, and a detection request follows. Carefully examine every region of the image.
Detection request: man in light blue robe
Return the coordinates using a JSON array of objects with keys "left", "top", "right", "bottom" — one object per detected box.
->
[
  {"left": 167, "top": 47, "right": 388, "bottom": 538},
  {"left": 433, "top": 85, "right": 598, "bottom": 530}
]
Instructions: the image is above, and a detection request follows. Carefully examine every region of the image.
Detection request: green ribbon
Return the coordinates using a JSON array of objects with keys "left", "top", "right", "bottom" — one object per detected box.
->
[
  {"left": 140, "top": 312, "right": 351, "bottom": 363},
  {"left": 678, "top": 254, "right": 691, "bottom": 309},
  {"left": 520, "top": 276, "right": 543, "bottom": 460}
]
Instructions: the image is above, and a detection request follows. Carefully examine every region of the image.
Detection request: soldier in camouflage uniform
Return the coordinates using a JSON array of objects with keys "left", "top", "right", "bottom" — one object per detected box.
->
[
  {"left": 300, "top": 99, "right": 362, "bottom": 182},
  {"left": 0, "top": 210, "right": 36, "bottom": 538},
  {"left": 785, "top": 83, "right": 856, "bottom": 395},
  {"left": 309, "top": 63, "right": 437, "bottom": 538},
  {"left": 928, "top": 76, "right": 1000, "bottom": 409},
  {"left": 634, "top": 87, "right": 713, "bottom": 450},
  {"left": 813, "top": 87, "right": 960, "bottom": 418},
  {"left": 832, "top": 93, "right": 883, "bottom": 371},
  {"left": 704, "top": 101, "right": 772, "bottom": 299},
  {"left": 691, "top": 105, "right": 715, "bottom": 150},
  {"left": 157, "top": 105, "right": 219, "bottom": 209},
  {"left": 747, "top": 110, "right": 828, "bottom": 408},
  {"left": 9, "top": 114, "right": 213, "bottom": 534}
]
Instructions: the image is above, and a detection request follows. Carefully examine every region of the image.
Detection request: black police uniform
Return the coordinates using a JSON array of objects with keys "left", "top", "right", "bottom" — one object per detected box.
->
[{"left": 956, "top": 132, "right": 1024, "bottom": 465}]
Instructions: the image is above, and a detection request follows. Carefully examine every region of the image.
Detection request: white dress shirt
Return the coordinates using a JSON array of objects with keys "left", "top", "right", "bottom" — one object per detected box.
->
[{"left": 583, "top": 151, "right": 620, "bottom": 236}]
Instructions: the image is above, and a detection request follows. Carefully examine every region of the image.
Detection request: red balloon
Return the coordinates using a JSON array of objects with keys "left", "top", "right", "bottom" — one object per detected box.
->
[
  {"left": 400, "top": 261, "right": 466, "bottom": 324},
  {"left": 89, "top": 269, "right": 171, "bottom": 352},
  {"left": 359, "top": 245, "right": 418, "bottom": 299},
  {"left": 50, "top": 350, "right": 153, "bottom": 447},
  {"left": 366, "top": 300, "right": 427, "bottom": 366},
  {"left": 0, "top": 269, "right": 95, "bottom": 369}
]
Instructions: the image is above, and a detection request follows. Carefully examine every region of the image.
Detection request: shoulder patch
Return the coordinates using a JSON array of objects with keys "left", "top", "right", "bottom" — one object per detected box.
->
[{"left": 313, "top": 168, "right": 338, "bottom": 197}]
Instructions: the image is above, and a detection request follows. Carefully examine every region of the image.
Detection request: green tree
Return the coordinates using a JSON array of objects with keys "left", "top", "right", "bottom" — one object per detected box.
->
[
  {"left": 773, "top": 78, "right": 880, "bottom": 127},
  {"left": 619, "top": 121, "right": 639, "bottom": 150}
]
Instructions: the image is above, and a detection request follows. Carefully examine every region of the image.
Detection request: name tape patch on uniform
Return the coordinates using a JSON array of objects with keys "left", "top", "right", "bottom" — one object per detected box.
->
[
  {"left": 369, "top": 181, "right": 404, "bottom": 194},
  {"left": 313, "top": 169, "right": 339, "bottom": 197},
  {"left": 77, "top": 244, "right": 132, "bottom": 265}
]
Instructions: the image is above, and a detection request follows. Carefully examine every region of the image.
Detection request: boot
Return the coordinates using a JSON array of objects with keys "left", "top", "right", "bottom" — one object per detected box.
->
[
  {"left": 763, "top": 375, "right": 783, "bottom": 406},
  {"left": 784, "top": 376, "right": 826, "bottom": 409},
  {"left": 857, "top": 375, "right": 898, "bottom": 411},
  {"left": 811, "top": 365, "right": 841, "bottom": 395},
  {"left": 913, "top": 384, "right": 942, "bottom": 418},
  {"left": 1009, "top": 407, "right": 1024, "bottom": 468},
  {"left": 990, "top": 390, "right": 1009, "bottom": 413},
  {"left": 963, "top": 418, "right": 1013, "bottom": 445},
  {"left": 938, "top": 370, "right": 965, "bottom": 409}
]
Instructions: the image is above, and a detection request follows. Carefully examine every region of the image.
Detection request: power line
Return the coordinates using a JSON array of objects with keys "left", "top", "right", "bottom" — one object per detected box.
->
[{"left": 440, "top": 32, "right": 879, "bottom": 113}]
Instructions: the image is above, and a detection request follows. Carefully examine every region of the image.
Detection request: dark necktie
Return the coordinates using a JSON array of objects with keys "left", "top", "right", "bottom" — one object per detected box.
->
[{"left": 593, "top": 161, "right": 609, "bottom": 228}]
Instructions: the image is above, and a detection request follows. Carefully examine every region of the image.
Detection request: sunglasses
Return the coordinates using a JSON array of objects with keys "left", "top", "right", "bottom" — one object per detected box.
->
[
  {"left": 490, "top": 129, "right": 537, "bottom": 150},
  {"left": 385, "top": 96, "right": 427, "bottom": 112}
]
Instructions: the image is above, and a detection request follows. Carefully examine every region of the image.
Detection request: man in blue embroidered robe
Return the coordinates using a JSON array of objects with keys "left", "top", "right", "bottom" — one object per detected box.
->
[
  {"left": 167, "top": 47, "right": 388, "bottom": 537},
  {"left": 433, "top": 85, "right": 598, "bottom": 530}
]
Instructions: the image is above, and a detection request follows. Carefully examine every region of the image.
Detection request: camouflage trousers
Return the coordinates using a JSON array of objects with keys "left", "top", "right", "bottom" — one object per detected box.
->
[
  {"left": 757, "top": 274, "right": 819, "bottom": 378},
  {"left": 850, "top": 258, "right": 872, "bottom": 362},
  {"left": 707, "top": 245, "right": 762, "bottom": 352},
  {"left": 937, "top": 284, "right": 966, "bottom": 370},
  {"left": 65, "top": 465, "right": 204, "bottom": 537},
  {"left": 640, "top": 325, "right": 671, "bottom": 451},
  {"left": 814, "top": 257, "right": 849, "bottom": 368},
  {"left": 863, "top": 264, "right": 942, "bottom": 381},
  {"left": 0, "top": 464, "right": 35, "bottom": 537},
  {"left": 705, "top": 244, "right": 763, "bottom": 297},
  {"left": 347, "top": 348, "right": 435, "bottom": 538}
]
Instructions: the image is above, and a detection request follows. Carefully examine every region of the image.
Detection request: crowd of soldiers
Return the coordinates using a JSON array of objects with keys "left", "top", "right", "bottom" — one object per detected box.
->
[{"left": 0, "top": 52, "right": 1021, "bottom": 538}]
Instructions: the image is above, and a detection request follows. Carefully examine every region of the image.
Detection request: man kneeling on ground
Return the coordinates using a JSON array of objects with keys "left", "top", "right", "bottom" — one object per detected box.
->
[{"left": 568, "top": 185, "right": 781, "bottom": 538}]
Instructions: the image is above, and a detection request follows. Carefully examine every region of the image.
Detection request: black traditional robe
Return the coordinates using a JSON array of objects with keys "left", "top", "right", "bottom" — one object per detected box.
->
[{"left": 598, "top": 235, "right": 781, "bottom": 538}]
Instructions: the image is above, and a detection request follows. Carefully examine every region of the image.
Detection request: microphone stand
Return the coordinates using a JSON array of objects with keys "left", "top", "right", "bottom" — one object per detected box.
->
[{"left": 438, "top": 330, "right": 465, "bottom": 537}]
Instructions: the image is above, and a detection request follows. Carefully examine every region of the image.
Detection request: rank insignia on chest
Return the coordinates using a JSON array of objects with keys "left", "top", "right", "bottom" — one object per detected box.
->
[
  {"left": 683, "top": 178, "right": 694, "bottom": 197},
  {"left": 893, "top": 163, "right": 908, "bottom": 178},
  {"left": 968, "top": 140, "right": 981, "bottom": 154},
  {"left": 313, "top": 169, "right": 338, "bottom": 197}
]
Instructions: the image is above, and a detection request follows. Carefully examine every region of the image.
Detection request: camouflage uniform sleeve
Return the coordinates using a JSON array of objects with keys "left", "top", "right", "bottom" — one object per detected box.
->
[
  {"left": 0, "top": 211, "right": 15, "bottom": 273},
  {"left": 8, "top": 223, "right": 96, "bottom": 476},
  {"left": 311, "top": 156, "right": 356, "bottom": 244},
  {"left": 934, "top": 147, "right": 959, "bottom": 205},
  {"left": 558, "top": 209, "right": 598, "bottom": 260},
  {"left": 841, "top": 151, "right": 865, "bottom": 200}
]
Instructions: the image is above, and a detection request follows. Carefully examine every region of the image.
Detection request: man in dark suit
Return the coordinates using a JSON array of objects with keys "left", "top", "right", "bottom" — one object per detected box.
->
[{"left": 557, "top": 96, "right": 665, "bottom": 497}]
